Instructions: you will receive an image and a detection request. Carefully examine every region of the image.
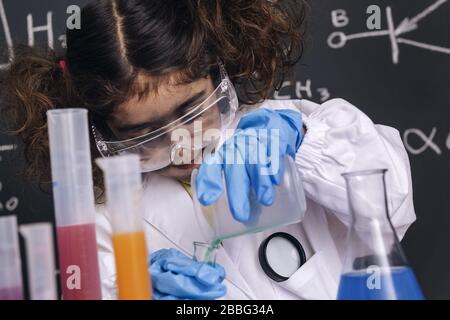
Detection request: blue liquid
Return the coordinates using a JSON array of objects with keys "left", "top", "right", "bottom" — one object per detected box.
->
[{"left": 337, "top": 267, "right": 424, "bottom": 300}]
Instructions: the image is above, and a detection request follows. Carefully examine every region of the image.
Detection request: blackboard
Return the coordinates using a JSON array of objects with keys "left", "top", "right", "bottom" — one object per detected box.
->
[
  {"left": 287, "top": 0, "right": 450, "bottom": 299},
  {"left": 0, "top": 0, "right": 449, "bottom": 299}
]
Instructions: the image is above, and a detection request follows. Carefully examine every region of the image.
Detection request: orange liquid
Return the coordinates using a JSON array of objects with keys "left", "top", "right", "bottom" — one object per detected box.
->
[{"left": 112, "top": 231, "right": 152, "bottom": 300}]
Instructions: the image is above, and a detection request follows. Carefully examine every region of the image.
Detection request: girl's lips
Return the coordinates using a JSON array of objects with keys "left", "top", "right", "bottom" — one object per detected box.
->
[
  {"left": 172, "top": 163, "right": 200, "bottom": 170},
  {"left": 171, "top": 147, "right": 206, "bottom": 170}
]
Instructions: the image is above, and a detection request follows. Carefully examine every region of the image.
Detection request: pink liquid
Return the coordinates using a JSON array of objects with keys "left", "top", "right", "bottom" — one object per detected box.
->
[
  {"left": 0, "top": 287, "right": 24, "bottom": 300},
  {"left": 56, "top": 223, "right": 102, "bottom": 300}
]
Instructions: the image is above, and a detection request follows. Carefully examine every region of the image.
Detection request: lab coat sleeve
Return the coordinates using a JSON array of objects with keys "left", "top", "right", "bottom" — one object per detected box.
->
[
  {"left": 294, "top": 98, "right": 416, "bottom": 239},
  {"left": 95, "top": 205, "right": 118, "bottom": 300}
]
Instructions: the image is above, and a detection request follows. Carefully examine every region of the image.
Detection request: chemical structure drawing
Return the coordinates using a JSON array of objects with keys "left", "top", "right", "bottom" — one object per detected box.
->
[
  {"left": 274, "top": 79, "right": 331, "bottom": 103},
  {"left": 327, "top": 0, "right": 450, "bottom": 64},
  {"left": 0, "top": 143, "right": 19, "bottom": 213},
  {"left": 0, "top": 0, "right": 71, "bottom": 69}
]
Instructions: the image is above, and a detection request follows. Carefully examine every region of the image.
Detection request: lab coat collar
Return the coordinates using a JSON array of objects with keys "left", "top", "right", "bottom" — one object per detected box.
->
[{"left": 141, "top": 173, "right": 256, "bottom": 299}]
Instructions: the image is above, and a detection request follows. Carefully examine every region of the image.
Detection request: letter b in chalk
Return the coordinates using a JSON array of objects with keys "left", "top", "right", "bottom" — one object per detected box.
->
[{"left": 331, "top": 9, "right": 349, "bottom": 28}]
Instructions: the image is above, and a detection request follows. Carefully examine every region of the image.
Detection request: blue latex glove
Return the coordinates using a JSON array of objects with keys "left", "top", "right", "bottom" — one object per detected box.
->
[
  {"left": 196, "top": 108, "right": 303, "bottom": 222},
  {"left": 149, "top": 248, "right": 226, "bottom": 300}
]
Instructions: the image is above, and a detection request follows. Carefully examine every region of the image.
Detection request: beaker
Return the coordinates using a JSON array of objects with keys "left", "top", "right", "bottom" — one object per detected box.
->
[
  {"left": 193, "top": 241, "right": 218, "bottom": 266},
  {"left": 191, "top": 157, "right": 307, "bottom": 256},
  {"left": 97, "top": 154, "right": 152, "bottom": 300},
  {"left": 337, "top": 169, "right": 424, "bottom": 300},
  {"left": 47, "top": 108, "right": 102, "bottom": 300}
]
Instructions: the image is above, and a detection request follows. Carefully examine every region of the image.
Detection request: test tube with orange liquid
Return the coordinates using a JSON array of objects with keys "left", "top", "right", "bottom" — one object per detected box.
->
[{"left": 97, "top": 155, "right": 152, "bottom": 300}]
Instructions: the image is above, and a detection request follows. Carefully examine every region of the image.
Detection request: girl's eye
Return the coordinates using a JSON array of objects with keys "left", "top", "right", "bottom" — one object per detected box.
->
[
  {"left": 117, "top": 127, "right": 153, "bottom": 140},
  {"left": 185, "top": 103, "right": 201, "bottom": 113},
  {"left": 132, "top": 128, "right": 154, "bottom": 138}
]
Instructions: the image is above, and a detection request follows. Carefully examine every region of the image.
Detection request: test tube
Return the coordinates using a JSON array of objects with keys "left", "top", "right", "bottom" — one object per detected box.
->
[
  {"left": 47, "top": 108, "right": 102, "bottom": 300},
  {"left": 97, "top": 155, "right": 152, "bottom": 300},
  {"left": 20, "top": 223, "right": 57, "bottom": 300},
  {"left": 0, "top": 215, "right": 24, "bottom": 300}
]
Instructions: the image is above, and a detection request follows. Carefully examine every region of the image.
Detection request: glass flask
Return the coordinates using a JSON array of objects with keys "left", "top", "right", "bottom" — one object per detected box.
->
[
  {"left": 191, "top": 157, "right": 307, "bottom": 260},
  {"left": 337, "top": 169, "right": 424, "bottom": 300}
]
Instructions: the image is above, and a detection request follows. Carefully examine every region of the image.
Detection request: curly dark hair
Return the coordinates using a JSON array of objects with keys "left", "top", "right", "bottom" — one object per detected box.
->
[{"left": 1, "top": 0, "right": 308, "bottom": 201}]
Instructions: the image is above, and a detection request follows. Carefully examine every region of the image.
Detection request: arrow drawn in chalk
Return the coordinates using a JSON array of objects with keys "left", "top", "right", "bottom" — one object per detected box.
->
[
  {"left": 395, "top": 0, "right": 448, "bottom": 36},
  {"left": 397, "top": 38, "right": 450, "bottom": 55}
]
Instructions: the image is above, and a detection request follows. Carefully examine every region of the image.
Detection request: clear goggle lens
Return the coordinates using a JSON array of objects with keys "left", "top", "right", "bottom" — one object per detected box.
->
[{"left": 92, "top": 77, "right": 238, "bottom": 172}]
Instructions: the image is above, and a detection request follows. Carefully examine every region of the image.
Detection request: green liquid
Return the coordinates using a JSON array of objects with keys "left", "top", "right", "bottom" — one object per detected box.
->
[
  {"left": 203, "top": 238, "right": 222, "bottom": 264},
  {"left": 203, "top": 222, "right": 296, "bottom": 263}
]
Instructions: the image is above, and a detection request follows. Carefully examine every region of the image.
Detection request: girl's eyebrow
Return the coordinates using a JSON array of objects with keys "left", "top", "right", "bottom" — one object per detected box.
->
[{"left": 115, "top": 90, "right": 206, "bottom": 133}]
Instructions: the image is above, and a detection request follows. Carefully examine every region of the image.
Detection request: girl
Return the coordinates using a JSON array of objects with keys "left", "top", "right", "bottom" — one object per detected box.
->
[{"left": 1, "top": 0, "right": 416, "bottom": 299}]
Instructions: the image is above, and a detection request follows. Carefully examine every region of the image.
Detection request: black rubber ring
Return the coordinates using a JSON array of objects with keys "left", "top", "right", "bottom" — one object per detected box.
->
[{"left": 258, "top": 232, "right": 307, "bottom": 282}]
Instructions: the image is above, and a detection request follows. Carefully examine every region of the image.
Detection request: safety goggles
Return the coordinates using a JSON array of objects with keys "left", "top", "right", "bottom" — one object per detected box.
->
[{"left": 91, "top": 61, "right": 238, "bottom": 172}]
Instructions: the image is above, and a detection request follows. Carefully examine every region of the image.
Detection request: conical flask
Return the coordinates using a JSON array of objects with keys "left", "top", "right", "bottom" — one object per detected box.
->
[{"left": 337, "top": 169, "right": 424, "bottom": 300}]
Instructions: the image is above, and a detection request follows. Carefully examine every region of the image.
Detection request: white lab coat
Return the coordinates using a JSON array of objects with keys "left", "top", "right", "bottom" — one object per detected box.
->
[{"left": 95, "top": 98, "right": 416, "bottom": 300}]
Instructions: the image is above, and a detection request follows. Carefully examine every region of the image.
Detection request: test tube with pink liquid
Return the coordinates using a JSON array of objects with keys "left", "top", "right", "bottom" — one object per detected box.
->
[
  {"left": 0, "top": 215, "right": 24, "bottom": 300},
  {"left": 47, "top": 108, "right": 102, "bottom": 300},
  {"left": 20, "top": 223, "right": 57, "bottom": 300}
]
